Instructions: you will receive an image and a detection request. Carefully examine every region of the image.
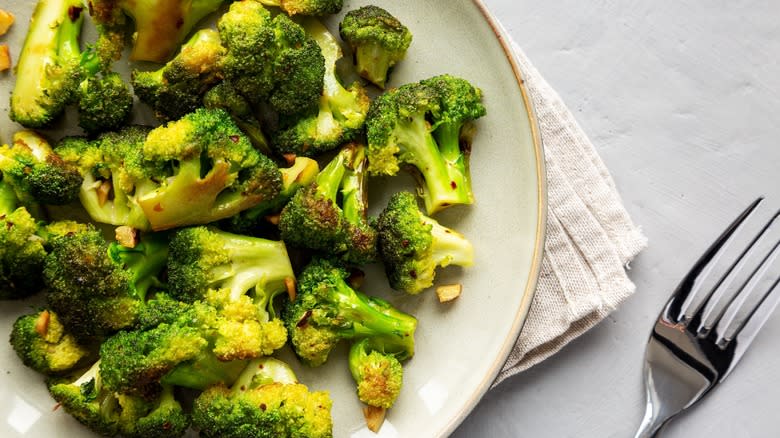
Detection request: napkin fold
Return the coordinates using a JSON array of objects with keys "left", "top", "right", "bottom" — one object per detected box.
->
[{"left": 494, "top": 40, "right": 648, "bottom": 386}]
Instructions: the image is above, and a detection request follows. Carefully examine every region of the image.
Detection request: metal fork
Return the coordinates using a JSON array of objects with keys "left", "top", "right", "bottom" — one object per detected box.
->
[{"left": 634, "top": 197, "right": 780, "bottom": 438}]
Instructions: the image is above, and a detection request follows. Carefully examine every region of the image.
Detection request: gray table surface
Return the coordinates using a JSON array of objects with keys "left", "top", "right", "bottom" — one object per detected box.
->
[{"left": 454, "top": 2, "right": 780, "bottom": 438}]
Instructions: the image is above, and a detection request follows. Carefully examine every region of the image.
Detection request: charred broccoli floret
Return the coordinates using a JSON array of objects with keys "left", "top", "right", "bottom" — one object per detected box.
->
[
  {"left": 138, "top": 108, "right": 283, "bottom": 230},
  {"left": 9, "top": 309, "right": 95, "bottom": 375},
  {"left": 87, "top": 0, "right": 227, "bottom": 62},
  {"left": 10, "top": 0, "right": 132, "bottom": 132},
  {"left": 43, "top": 227, "right": 168, "bottom": 340},
  {"left": 272, "top": 18, "right": 370, "bottom": 157},
  {"left": 376, "top": 191, "right": 474, "bottom": 294},
  {"left": 0, "top": 130, "right": 81, "bottom": 206},
  {"left": 218, "top": 0, "right": 324, "bottom": 116},
  {"left": 366, "top": 74, "right": 486, "bottom": 214},
  {"left": 339, "top": 5, "right": 412, "bottom": 89},
  {"left": 132, "top": 28, "right": 225, "bottom": 122},
  {"left": 203, "top": 81, "right": 272, "bottom": 157},
  {"left": 56, "top": 126, "right": 153, "bottom": 229},
  {"left": 279, "top": 143, "right": 377, "bottom": 264},
  {"left": 258, "top": 0, "right": 342, "bottom": 16},
  {"left": 281, "top": 258, "right": 417, "bottom": 367},
  {"left": 192, "top": 357, "right": 334, "bottom": 438},
  {"left": 48, "top": 361, "right": 190, "bottom": 438}
]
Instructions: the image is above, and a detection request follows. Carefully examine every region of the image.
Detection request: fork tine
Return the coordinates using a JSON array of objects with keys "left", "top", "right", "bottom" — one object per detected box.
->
[
  {"left": 671, "top": 197, "right": 764, "bottom": 322},
  {"left": 716, "top": 239, "right": 780, "bottom": 348}
]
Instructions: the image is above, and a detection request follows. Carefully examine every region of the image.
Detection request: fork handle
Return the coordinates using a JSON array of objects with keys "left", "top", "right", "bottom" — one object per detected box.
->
[{"left": 633, "top": 404, "right": 669, "bottom": 438}]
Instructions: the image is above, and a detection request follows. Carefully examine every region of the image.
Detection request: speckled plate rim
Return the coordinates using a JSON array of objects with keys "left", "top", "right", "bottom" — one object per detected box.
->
[{"left": 440, "top": 2, "right": 547, "bottom": 436}]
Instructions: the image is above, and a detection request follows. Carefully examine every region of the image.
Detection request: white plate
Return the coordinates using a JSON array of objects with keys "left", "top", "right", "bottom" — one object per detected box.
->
[{"left": 0, "top": 1, "right": 546, "bottom": 437}]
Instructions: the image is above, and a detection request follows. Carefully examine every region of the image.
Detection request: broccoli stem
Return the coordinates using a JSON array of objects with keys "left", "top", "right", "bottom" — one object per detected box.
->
[
  {"left": 354, "top": 42, "right": 392, "bottom": 89},
  {"left": 340, "top": 145, "right": 368, "bottom": 225},
  {"left": 315, "top": 150, "right": 348, "bottom": 202},
  {"left": 213, "top": 236, "right": 293, "bottom": 302},
  {"left": 331, "top": 279, "right": 417, "bottom": 341},
  {"left": 426, "top": 215, "right": 474, "bottom": 268},
  {"left": 230, "top": 357, "right": 298, "bottom": 394},
  {"left": 434, "top": 122, "right": 472, "bottom": 203},
  {"left": 0, "top": 180, "right": 18, "bottom": 215},
  {"left": 161, "top": 352, "right": 248, "bottom": 390}
]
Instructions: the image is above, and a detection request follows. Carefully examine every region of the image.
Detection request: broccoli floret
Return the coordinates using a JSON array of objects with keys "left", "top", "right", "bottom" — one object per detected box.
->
[
  {"left": 192, "top": 357, "right": 334, "bottom": 438},
  {"left": 203, "top": 82, "right": 273, "bottom": 157},
  {"left": 224, "top": 156, "right": 319, "bottom": 235},
  {"left": 87, "top": 0, "right": 227, "bottom": 63},
  {"left": 279, "top": 144, "right": 376, "bottom": 264},
  {"left": 218, "top": 0, "right": 325, "bottom": 116},
  {"left": 0, "top": 130, "right": 81, "bottom": 206},
  {"left": 9, "top": 1, "right": 132, "bottom": 132},
  {"left": 281, "top": 258, "right": 417, "bottom": 367},
  {"left": 0, "top": 179, "right": 47, "bottom": 300},
  {"left": 137, "top": 108, "right": 283, "bottom": 230},
  {"left": 132, "top": 28, "right": 226, "bottom": 122},
  {"left": 75, "top": 50, "right": 134, "bottom": 135},
  {"left": 349, "top": 337, "right": 403, "bottom": 409},
  {"left": 366, "top": 74, "right": 486, "bottom": 214},
  {"left": 9, "top": 0, "right": 84, "bottom": 127},
  {"left": 43, "top": 227, "right": 169, "bottom": 340},
  {"left": 10, "top": 309, "right": 95, "bottom": 375},
  {"left": 339, "top": 6, "right": 412, "bottom": 89},
  {"left": 48, "top": 361, "right": 189, "bottom": 438},
  {"left": 272, "top": 18, "right": 370, "bottom": 157},
  {"left": 259, "top": 0, "right": 342, "bottom": 16},
  {"left": 376, "top": 191, "right": 474, "bottom": 294},
  {"left": 56, "top": 126, "right": 153, "bottom": 229}
]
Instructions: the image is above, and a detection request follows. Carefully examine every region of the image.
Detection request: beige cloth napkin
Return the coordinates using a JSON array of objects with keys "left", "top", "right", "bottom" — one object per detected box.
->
[{"left": 494, "top": 40, "right": 648, "bottom": 386}]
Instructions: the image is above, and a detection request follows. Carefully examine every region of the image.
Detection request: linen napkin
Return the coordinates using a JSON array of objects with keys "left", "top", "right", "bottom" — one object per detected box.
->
[{"left": 494, "top": 38, "right": 648, "bottom": 386}]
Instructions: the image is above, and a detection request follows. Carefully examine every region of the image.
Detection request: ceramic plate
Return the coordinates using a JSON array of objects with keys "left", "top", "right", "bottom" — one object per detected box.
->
[{"left": 0, "top": 1, "right": 545, "bottom": 437}]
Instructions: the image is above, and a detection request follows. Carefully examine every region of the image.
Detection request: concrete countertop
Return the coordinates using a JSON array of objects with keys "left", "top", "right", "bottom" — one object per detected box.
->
[{"left": 455, "top": 2, "right": 780, "bottom": 437}]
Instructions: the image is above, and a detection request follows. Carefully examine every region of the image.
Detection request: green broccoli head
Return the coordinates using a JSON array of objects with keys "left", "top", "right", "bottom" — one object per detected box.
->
[
  {"left": 271, "top": 18, "right": 370, "bottom": 157},
  {"left": 76, "top": 54, "right": 134, "bottom": 135},
  {"left": 203, "top": 81, "right": 273, "bottom": 157},
  {"left": 43, "top": 228, "right": 169, "bottom": 340},
  {"left": 10, "top": 310, "right": 95, "bottom": 375},
  {"left": 138, "top": 108, "right": 283, "bottom": 230},
  {"left": 218, "top": 0, "right": 325, "bottom": 117},
  {"left": 340, "top": 5, "right": 412, "bottom": 88},
  {"left": 259, "top": 0, "right": 342, "bottom": 16},
  {"left": 48, "top": 362, "right": 189, "bottom": 438},
  {"left": 10, "top": 0, "right": 84, "bottom": 127},
  {"left": 168, "top": 226, "right": 295, "bottom": 304},
  {"left": 0, "top": 204, "right": 47, "bottom": 299},
  {"left": 279, "top": 144, "right": 377, "bottom": 264},
  {"left": 281, "top": 258, "right": 417, "bottom": 367},
  {"left": 376, "top": 191, "right": 474, "bottom": 294},
  {"left": 56, "top": 126, "right": 154, "bottom": 229},
  {"left": 192, "top": 357, "right": 333, "bottom": 438},
  {"left": 349, "top": 337, "right": 404, "bottom": 409},
  {"left": 0, "top": 131, "right": 81, "bottom": 206},
  {"left": 366, "top": 75, "right": 486, "bottom": 214},
  {"left": 87, "top": 0, "right": 227, "bottom": 62},
  {"left": 132, "top": 28, "right": 226, "bottom": 122}
]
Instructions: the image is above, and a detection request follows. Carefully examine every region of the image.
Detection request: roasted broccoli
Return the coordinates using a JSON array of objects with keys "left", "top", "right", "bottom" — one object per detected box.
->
[
  {"left": 48, "top": 361, "right": 190, "bottom": 438},
  {"left": 282, "top": 258, "right": 417, "bottom": 367},
  {"left": 87, "top": 0, "right": 227, "bottom": 63},
  {"left": 9, "top": 309, "right": 95, "bottom": 375},
  {"left": 132, "top": 28, "right": 225, "bottom": 122},
  {"left": 349, "top": 337, "right": 404, "bottom": 410},
  {"left": 192, "top": 357, "right": 334, "bottom": 438},
  {"left": 56, "top": 126, "right": 153, "bottom": 230},
  {"left": 279, "top": 143, "right": 377, "bottom": 264},
  {"left": 272, "top": 18, "right": 370, "bottom": 157},
  {"left": 138, "top": 108, "right": 283, "bottom": 230},
  {"left": 376, "top": 191, "right": 474, "bottom": 294},
  {"left": 43, "top": 227, "right": 168, "bottom": 340},
  {"left": 258, "top": 0, "right": 342, "bottom": 16},
  {"left": 218, "top": 0, "right": 324, "bottom": 116},
  {"left": 223, "top": 156, "right": 319, "bottom": 235},
  {"left": 0, "top": 178, "right": 47, "bottom": 299},
  {"left": 339, "top": 5, "right": 412, "bottom": 89},
  {"left": 10, "top": 0, "right": 132, "bottom": 132},
  {"left": 203, "top": 82, "right": 272, "bottom": 157},
  {"left": 366, "top": 74, "right": 486, "bottom": 214},
  {"left": 0, "top": 130, "right": 81, "bottom": 206}
]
